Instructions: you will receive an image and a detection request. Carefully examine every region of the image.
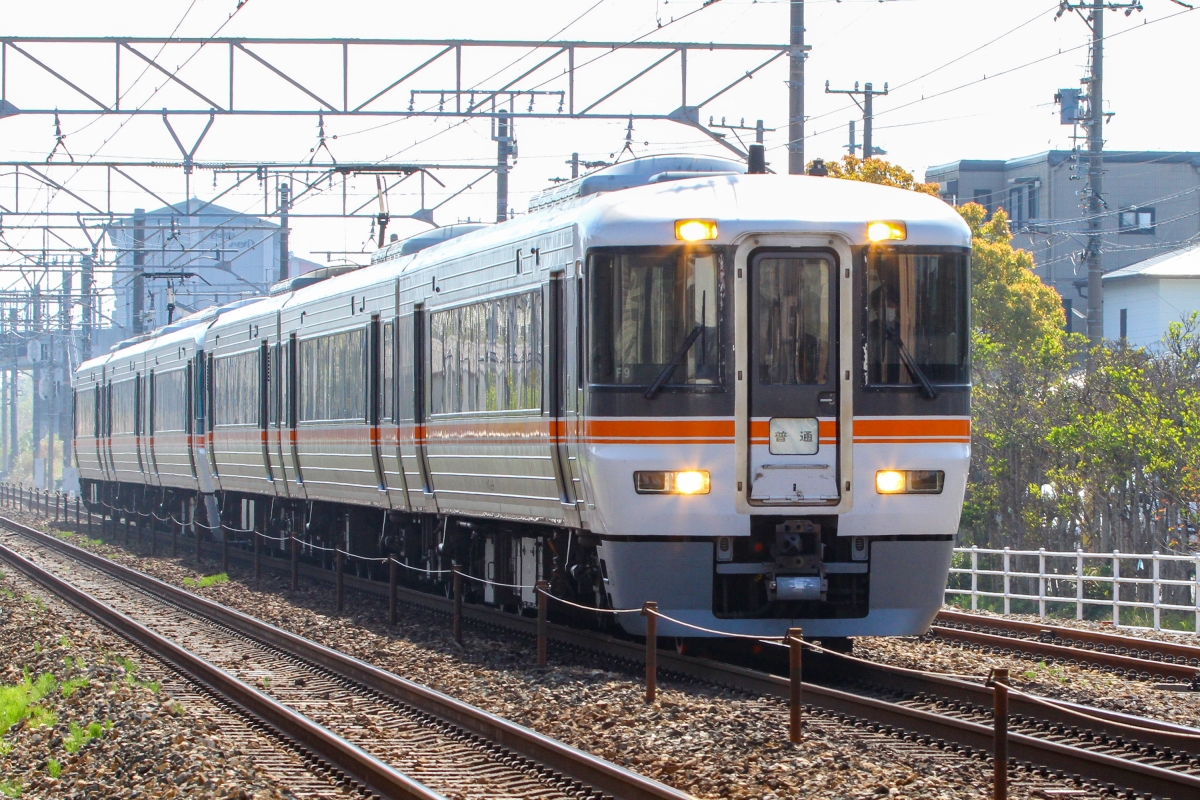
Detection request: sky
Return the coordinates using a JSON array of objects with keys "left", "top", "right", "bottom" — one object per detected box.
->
[{"left": 2, "top": 0, "right": 1197, "bottom": 286}]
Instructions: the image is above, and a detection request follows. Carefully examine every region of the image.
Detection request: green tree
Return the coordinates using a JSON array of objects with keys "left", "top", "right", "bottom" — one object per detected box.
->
[{"left": 816, "top": 154, "right": 941, "bottom": 196}]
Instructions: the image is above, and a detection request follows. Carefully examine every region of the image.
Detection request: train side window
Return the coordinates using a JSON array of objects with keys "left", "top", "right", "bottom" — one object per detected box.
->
[
  {"left": 865, "top": 250, "right": 970, "bottom": 386},
  {"left": 76, "top": 387, "right": 96, "bottom": 437},
  {"left": 589, "top": 247, "right": 721, "bottom": 388},
  {"left": 381, "top": 321, "right": 396, "bottom": 422},
  {"left": 298, "top": 328, "right": 368, "bottom": 422},
  {"left": 213, "top": 350, "right": 260, "bottom": 427},
  {"left": 154, "top": 370, "right": 188, "bottom": 432},
  {"left": 754, "top": 257, "right": 831, "bottom": 385},
  {"left": 110, "top": 380, "right": 136, "bottom": 435}
]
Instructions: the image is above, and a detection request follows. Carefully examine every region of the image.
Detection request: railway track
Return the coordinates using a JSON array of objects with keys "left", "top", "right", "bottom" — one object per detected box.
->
[
  {"left": 17, "top": 513, "right": 1200, "bottom": 800},
  {"left": 0, "top": 518, "right": 692, "bottom": 800},
  {"left": 932, "top": 609, "right": 1200, "bottom": 685}
]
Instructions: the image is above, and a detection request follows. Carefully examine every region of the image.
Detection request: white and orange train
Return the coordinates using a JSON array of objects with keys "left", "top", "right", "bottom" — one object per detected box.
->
[{"left": 74, "top": 155, "right": 971, "bottom": 641}]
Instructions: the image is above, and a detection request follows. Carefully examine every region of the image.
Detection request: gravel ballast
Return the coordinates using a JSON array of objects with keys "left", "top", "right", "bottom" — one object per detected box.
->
[
  {"left": 0, "top": 557, "right": 292, "bottom": 800},
  {"left": 3, "top": 511, "right": 1120, "bottom": 800}
]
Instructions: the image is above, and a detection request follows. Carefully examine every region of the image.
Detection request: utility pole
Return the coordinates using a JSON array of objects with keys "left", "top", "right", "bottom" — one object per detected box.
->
[
  {"left": 494, "top": 111, "right": 516, "bottom": 222},
  {"left": 80, "top": 252, "right": 93, "bottom": 361},
  {"left": 132, "top": 208, "right": 145, "bottom": 335},
  {"left": 569, "top": 152, "right": 579, "bottom": 179},
  {"left": 844, "top": 120, "right": 859, "bottom": 157},
  {"left": 278, "top": 183, "right": 291, "bottom": 283},
  {"left": 825, "top": 81, "right": 889, "bottom": 159},
  {"left": 1056, "top": 0, "right": 1150, "bottom": 346},
  {"left": 787, "top": 0, "right": 805, "bottom": 174}
]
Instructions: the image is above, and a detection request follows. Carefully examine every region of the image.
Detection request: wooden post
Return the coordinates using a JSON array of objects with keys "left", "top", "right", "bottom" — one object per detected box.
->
[
  {"left": 452, "top": 566, "right": 463, "bottom": 645},
  {"left": 86, "top": 504, "right": 93, "bottom": 537},
  {"left": 172, "top": 511, "right": 178, "bottom": 557},
  {"left": 221, "top": 526, "right": 229, "bottom": 573},
  {"left": 643, "top": 601, "right": 658, "bottom": 703},
  {"left": 124, "top": 510, "right": 131, "bottom": 547},
  {"left": 253, "top": 528, "right": 261, "bottom": 581},
  {"left": 150, "top": 511, "right": 157, "bottom": 556},
  {"left": 290, "top": 535, "right": 299, "bottom": 591},
  {"left": 992, "top": 668, "right": 1009, "bottom": 800},
  {"left": 194, "top": 515, "right": 202, "bottom": 563},
  {"left": 55, "top": 492, "right": 60, "bottom": 523},
  {"left": 335, "top": 549, "right": 345, "bottom": 612},
  {"left": 389, "top": 558, "right": 398, "bottom": 625},
  {"left": 788, "top": 627, "right": 804, "bottom": 743},
  {"left": 536, "top": 579, "right": 549, "bottom": 667},
  {"left": 75, "top": 496, "right": 80, "bottom": 526}
]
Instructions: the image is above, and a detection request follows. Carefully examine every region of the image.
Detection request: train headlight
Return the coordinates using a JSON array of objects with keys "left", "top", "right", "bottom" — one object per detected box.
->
[
  {"left": 634, "top": 470, "right": 711, "bottom": 495},
  {"left": 876, "top": 469, "right": 945, "bottom": 494},
  {"left": 867, "top": 220, "right": 907, "bottom": 242},
  {"left": 675, "top": 219, "right": 719, "bottom": 242}
]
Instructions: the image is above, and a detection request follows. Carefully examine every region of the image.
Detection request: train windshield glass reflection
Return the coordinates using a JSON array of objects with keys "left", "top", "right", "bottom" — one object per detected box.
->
[
  {"left": 866, "top": 250, "right": 969, "bottom": 386},
  {"left": 589, "top": 247, "right": 721, "bottom": 387}
]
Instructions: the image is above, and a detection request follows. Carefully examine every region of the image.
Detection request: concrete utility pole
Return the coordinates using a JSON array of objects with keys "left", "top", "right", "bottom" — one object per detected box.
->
[
  {"left": 787, "top": 0, "right": 805, "bottom": 174},
  {"left": 131, "top": 208, "right": 145, "bottom": 335},
  {"left": 278, "top": 183, "right": 291, "bottom": 284},
  {"left": 844, "top": 120, "right": 860, "bottom": 157},
  {"left": 494, "top": 111, "right": 515, "bottom": 222},
  {"left": 80, "top": 252, "right": 93, "bottom": 361},
  {"left": 825, "top": 81, "right": 889, "bottom": 159},
  {"left": 1057, "top": 0, "right": 1150, "bottom": 346}
]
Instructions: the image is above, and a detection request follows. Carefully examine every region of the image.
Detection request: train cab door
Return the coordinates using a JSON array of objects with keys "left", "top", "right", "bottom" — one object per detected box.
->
[
  {"left": 744, "top": 250, "right": 841, "bottom": 506},
  {"left": 548, "top": 274, "right": 582, "bottom": 528}
]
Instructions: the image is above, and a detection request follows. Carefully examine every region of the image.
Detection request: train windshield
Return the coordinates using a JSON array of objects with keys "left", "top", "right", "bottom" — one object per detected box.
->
[
  {"left": 866, "top": 249, "right": 969, "bottom": 386},
  {"left": 589, "top": 247, "right": 721, "bottom": 388}
]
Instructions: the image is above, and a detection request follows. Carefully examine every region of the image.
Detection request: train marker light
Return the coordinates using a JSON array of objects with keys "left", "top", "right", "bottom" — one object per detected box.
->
[
  {"left": 634, "top": 470, "right": 711, "bottom": 494},
  {"left": 866, "top": 220, "right": 907, "bottom": 242},
  {"left": 675, "top": 219, "right": 719, "bottom": 242},
  {"left": 876, "top": 469, "right": 945, "bottom": 494},
  {"left": 875, "top": 470, "right": 906, "bottom": 494}
]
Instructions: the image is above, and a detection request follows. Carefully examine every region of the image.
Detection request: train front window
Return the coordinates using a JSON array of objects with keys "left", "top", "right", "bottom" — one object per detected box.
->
[
  {"left": 590, "top": 248, "right": 720, "bottom": 388},
  {"left": 866, "top": 249, "right": 969, "bottom": 386}
]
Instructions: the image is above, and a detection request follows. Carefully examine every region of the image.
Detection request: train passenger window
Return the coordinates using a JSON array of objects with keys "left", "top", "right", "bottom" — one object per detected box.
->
[
  {"left": 866, "top": 250, "right": 969, "bottom": 386},
  {"left": 298, "top": 328, "right": 368, "bottom": 422},
  {"left": 589, "top": 248, "right": 721, "bottom": 387},
  {"left": 213, "top": 351, "right": 260, "bottom": 426},
  {"left": 154, "top": 370, "right": 188, "bottom": 432},
  {"left": 754, "top": 257, "right": 830, "bottom": 385},
  {"left": 429, "top": 291, "right": 543, "bottom": 414},
  {"left": 110, "top": 380, "right": 136, "bottom": 435}
]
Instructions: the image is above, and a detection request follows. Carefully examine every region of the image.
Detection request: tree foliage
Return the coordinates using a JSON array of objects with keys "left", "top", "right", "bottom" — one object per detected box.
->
[{"left": 816, "top": 155, "right": 941, "bottom": 196}]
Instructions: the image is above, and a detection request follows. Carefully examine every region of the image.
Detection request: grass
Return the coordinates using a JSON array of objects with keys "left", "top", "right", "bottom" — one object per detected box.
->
[
  {"left": 117, "top": 658, "right": 159, "bottom": 694},
  {"left": 0, "top": 778, "right": 20, "bottom": 797},
  {"left": 62, "top": 720, "right": 105, "bottom": 755},
  {"left": 0, "top": 740, "right": 11, "bottom": 757},
  {"left": 46, "top": 757, "right": 61, "bottom": 779},
  {"left": 60, "top": 677, "right": 89, "bottom": 699},
  {"left": 183, "top": 573, "right": 229, "bottom": 589},
  {"left": 79, "top": 537, "right": 103, "bottom": 547},
  {"left": 0, "top": 672, "right": 60, "bottom": 736},
  {"left": 169, "top": 702, "right": 184, "bottom": 716}
]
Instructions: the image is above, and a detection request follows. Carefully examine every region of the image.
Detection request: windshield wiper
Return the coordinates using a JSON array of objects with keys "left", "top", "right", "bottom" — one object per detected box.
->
[
  {"left": 885, "top": 324, "right": 939, "bottom": 400},
  {"left": 643, "top": 324, "right": 705, "bottom": 399}
]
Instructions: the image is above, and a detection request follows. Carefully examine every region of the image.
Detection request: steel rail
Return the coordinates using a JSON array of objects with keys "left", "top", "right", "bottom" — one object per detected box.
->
[
  {"left": 0, "top": 538, "right": 445, "bottom": 800},
  {"left": 29, "top": 517, "right": 1200, "bottom": 799},
  {"left": 937, "top": 609, "right": 1200, "bottom": 666},
  {"left": 0, "top": 517, "right": 692, "bottom": 800},
  {"left": 929, "top": 624, "right": 1200, "bottom": 684}
]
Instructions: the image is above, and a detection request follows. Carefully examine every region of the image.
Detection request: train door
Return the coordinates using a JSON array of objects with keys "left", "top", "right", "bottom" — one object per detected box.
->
[
  {"left": 101, "top": 377, "right": 113, "bottom": 480},
  {"left": 547, "top": 274, "right": 581, "bottom": 527},
  {"left": 147, "top": 370, "right": 160, "bottom": 480},
  {"left": 412, "top": 304, "right": 438, "bottom": 511},
  {"left": 375, "top": 316, "right": 409, "bottom": 508},
  {"left": 285, "top": 333, "right": 305, "bottom": 494},
  {"left": 186, "top": 361, "right": 198, "bottom": 479},
  {"left": 266, "top": 338, "right": 290, "bottom": 496},
  {"left": 745, "top": 250, "right": 840, "bottom": 505},
  {"left": 258, "top": 339, "right": 276, "bottom": 488}
]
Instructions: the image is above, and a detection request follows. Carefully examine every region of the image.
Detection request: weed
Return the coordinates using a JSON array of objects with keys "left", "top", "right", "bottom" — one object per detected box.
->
[
  {"left": 185, "top": 573, "right": 229, "bottom": 589},
  {"left": 26, "top": 706, "right": 56, "bottom": 729},
  {"left": 46, "top": 757, "right": 61, "bottom": 778},
  {"left": 63, "top": 720, "right": 105, "bottom": 754},
  {"left": 80, "top": 537, "right": 102, "bottom": 547},
  {"left": 0, "top": 778, "right": 21, "bottom": 797},
  {"left": 169, "top": 703, "right": 184, "bottom": 716},
  {"left": 58, "top": 636, "right": 70, "bottom": 649},
  {"left": 60, "top": 677, "right": 89, "bottom": 699},
  {"left": 0, "top": 590, "right": 11, "bottom": 599},
  {"left": 31, "top": 643, "right": 41, "bottom": 655},
  {"left": 0, "top": 740, "right": 11, "bottom": 757},
  {"left": 0, "top": 672, "right": 61, "bottom": 735}
]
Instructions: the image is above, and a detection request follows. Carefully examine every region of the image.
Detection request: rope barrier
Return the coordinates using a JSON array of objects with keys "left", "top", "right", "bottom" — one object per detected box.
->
[
  {"left": 389, "top": 558, "right": 451, "bottom": 576},
  {"left": 541, "top": 591, "right": 643, "bottom": 615},
  {"left": 646, "top": 608, "right": 788, "bottom": 641},
  {"left": 1003, "top": 683, "right": 1200, "bottom": 739},
  {"left": 457, "top": 571, "right": 537, "bottom": 591}
]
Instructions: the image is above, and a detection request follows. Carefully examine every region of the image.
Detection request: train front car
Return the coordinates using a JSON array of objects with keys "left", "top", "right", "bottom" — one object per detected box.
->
[{"left": 577, "top": 172, "right": 971, "bottom": 639}]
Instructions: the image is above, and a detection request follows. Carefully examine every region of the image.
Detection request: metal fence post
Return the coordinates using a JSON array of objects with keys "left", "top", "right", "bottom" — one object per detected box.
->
[
  {"left": 389, "top": 557, "right": 398, "bottom": 625},
  {"left": 991, "top": 668, "right": 1009, "bottom": 800},
  {"left": 290, "top": 534, "right": 299, "bottom": 591},
  {"left": 336, "top": 549, "right": 345, "bottom": 613},
  {"left": 1113, "top": 550, "right": 1121, "bottom": 626},
  {"left": 643, "top": 601, "right": 658, "bottom": 703},
  {"left": 1038, "top": 548, "right": 1046, "bottom": 618},
  {"left": 1152, "top": 551, "right": 1161, "bottom": 632},
  {"left": 1076, "top": 549, "right": 1085, "bottom": 621},
  {"left": 788, "top": 627, "right": 803, "bottom": 743},
  {"left": 536, "top": 580, "right": 549, "bottom": 667},
  {"left": 971, "top": 546, "right": 979, "bottom": 611},
  {"left": 452, "top": 565, "right": 463, "bottom": 645},
  {"left": 1002, "top": 547, "right": 1011, "bottom": 615}
]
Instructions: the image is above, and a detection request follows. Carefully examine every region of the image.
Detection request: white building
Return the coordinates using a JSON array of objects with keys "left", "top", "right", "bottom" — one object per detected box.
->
[{"left": 1102, "top": 244, "right": 1200, "bottom": 348}]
